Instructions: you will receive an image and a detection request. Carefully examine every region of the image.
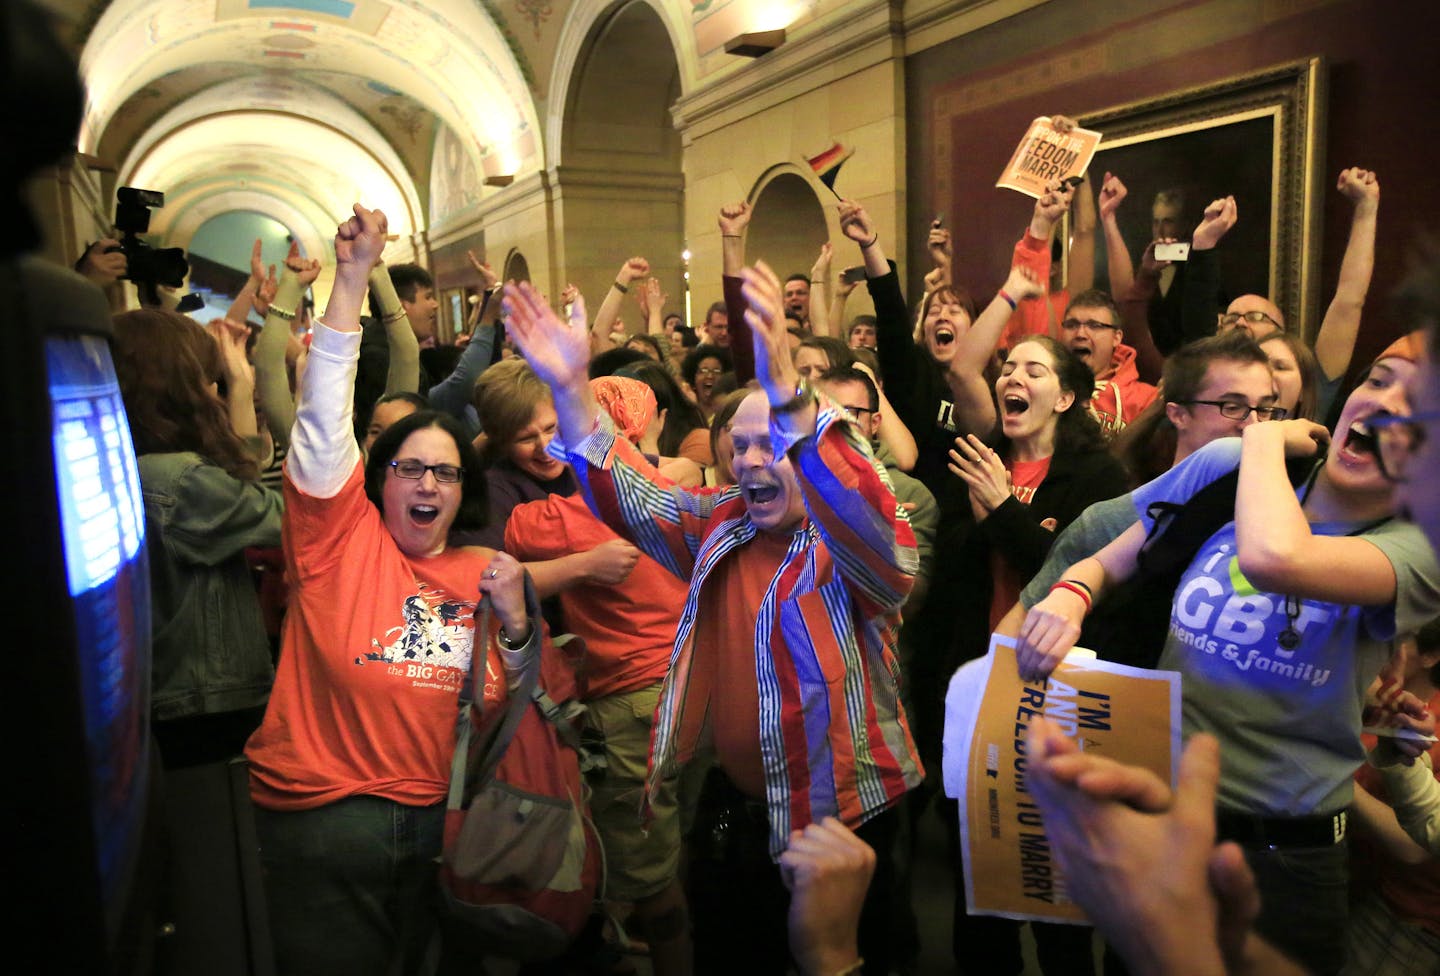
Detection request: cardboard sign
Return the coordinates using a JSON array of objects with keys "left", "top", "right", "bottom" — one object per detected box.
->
[
  {"left": 996, "top": 117, "right": 1103, "bottom": 199},
  {"left": 944, "top": 635, "right": 1181, "bottom": 923}
]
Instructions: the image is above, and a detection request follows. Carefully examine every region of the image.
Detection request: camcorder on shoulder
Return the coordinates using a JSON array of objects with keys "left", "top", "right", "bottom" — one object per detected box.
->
[{"left": 111, "top": 186, "right": 189, "bottom": 304}]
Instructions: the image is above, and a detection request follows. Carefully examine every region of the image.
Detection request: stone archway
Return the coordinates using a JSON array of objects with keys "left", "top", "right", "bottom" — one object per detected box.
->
[
  {"left": 553, "top": 1, "right": 684, "bottom": 331},
  {"left": 503, "top": 250, "right": 532, "bottom": 284},
  {"left": 747, "top": 170, "right": 831, "bottom": 305}
]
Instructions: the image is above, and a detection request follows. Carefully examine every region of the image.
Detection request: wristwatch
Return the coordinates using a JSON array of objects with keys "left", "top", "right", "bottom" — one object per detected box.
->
[{"left": 771, "top": 377, "right": 815, "bottom": 415}]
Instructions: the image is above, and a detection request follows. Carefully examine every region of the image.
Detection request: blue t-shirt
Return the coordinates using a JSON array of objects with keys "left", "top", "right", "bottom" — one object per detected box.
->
[{"left": 1133, "top": 440, "right": 1440, "bottom": 816}]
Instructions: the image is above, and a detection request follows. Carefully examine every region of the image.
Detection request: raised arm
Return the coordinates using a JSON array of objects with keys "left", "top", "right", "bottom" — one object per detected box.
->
[
  {"left": 719, "top": 201, "right": 757, "bottom": 380},
  {"left": 838, "top": 199, "right": 890, "bottom": 280},
  {"left": 1097, "top": 172, "right": 1135, "bottom": 298},
  {"left": 1180, "top": 196, "right": 1236, "bottom": 345},
  {"left": 591, "top": 256, "right": 649, "bottom": 352},
  {"left": 1123, "top": 240, "right": 1171, "bottom": 384},
  {"left": 209, "top": 318, "right": 261, "bottom": 448},
  {"left": 807, "top": 242, "right": 832, "bottom": 336},
  {"left": 827, "top": 271, "right": 856, "bottom": 338},
  {"left": 427, "top": 256, "right": 499, "bottom": 422},
  {"left": 1002, "top": 181, "right": 1071, "bottom": 349},
  {"left": 364, "top": 261, "right": 420, "bottom": 395},
  {"left": 254, "top": 243, "right": 321, "bottom": 446},
  {"left": 503, "top": 279, "right": 728, "bottom": 579},
  {"left": 641, "top": 277, "right": 667, "bottom": 336},
  {"left": 743, "top": 261, "right": 918, "bottom": 611},
  {"left": 838, "top": 200, "right": 917, "bottom": 394},
  {"left": 1314, "top": 168, "right": 1380, "bottom": 381},
  {"left": 944, "top": 264, "right": 1045, "bottom": 437},
  {"left": 720, "top": 201, "right": 751, "bottom": 277},
  {"left": 287, "top": 204, "right": 388, "bottom": 498},
  {"left": 1234, "top": 418, "right": 1403, "bottom": 605},
  {"left": 1066, "top": 170, "right": 1097, "bottom": 294}
]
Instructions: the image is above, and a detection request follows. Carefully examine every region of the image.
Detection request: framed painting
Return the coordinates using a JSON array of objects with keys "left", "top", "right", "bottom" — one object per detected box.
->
[{"left": 1069, "top": 58, "right": 1326, "bottom": 336}]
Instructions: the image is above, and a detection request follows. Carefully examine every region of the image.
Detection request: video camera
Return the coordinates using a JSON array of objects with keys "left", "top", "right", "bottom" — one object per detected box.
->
[{"left": 112, "top": 186, "right": 189, "bottom": 300}]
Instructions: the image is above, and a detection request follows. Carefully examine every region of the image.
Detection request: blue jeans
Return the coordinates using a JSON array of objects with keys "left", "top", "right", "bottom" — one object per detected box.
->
[{"left": 254, "top": 796, "right": 445, "bottom": 976}]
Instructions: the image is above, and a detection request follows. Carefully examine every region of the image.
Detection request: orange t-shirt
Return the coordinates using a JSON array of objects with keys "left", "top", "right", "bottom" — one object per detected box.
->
[
  {"left": 987, "top": 456, "right": 1052, "bottom": 629},
  {"left": 246, "top": 463, "right": 503, "bottom": 811},
  {"left": 692, "top": 530, "right": 793, "bottom": 798},
  {"left": 504, "top": 494, "right": 683, "bottom": 699}
]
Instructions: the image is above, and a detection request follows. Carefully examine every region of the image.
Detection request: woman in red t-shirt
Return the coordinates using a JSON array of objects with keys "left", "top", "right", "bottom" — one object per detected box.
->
[{"left": 244, "top": 206, "right": 537, "bottom": 976}]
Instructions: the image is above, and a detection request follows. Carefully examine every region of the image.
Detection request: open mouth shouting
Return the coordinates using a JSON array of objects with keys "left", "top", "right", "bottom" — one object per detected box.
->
[
  {"left": 410, "top": 504, "right": 440, "bottom": 526},
  {"left": 1002, "top": 393, "right": 1031, "bottom": 420},
  {"left": 740, "top": 477, "right": 782, "bottom": 508},
  {"left": 1338, "top": 418, "right": 1379, "bottom": 466}
]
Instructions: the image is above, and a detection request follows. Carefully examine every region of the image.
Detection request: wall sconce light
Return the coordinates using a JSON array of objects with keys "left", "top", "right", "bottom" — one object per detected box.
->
[
  {"left": 483, "top": 174, "right": 515, "bottom": 187},
  {"left": 724, "top": 29, "right": 785, "bottom": 58}
]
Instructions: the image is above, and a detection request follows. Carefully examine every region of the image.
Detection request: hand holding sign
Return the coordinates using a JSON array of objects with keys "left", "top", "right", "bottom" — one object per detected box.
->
[{"left": 997, "top": 116, "right": 1102, "bottom": 200}]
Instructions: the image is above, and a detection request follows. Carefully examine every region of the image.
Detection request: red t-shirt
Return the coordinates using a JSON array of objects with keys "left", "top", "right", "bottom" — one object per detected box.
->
[
  {"left": 504, "top": 493, "right": 684, "bottom": 699},
  {"left": 246, "top": 463, "right": 503, "bottom": 811},
  {"left": 693, "top": 530, "right": 793, "bottom": 798},
  {"left": 987, "top": 456, "right": 1052, "bottom": 629}
]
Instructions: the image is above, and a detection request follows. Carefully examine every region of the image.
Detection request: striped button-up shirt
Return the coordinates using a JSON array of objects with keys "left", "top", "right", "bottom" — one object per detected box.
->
[{"left": 556, "top": 399, "right": 924, "bottom": 856}]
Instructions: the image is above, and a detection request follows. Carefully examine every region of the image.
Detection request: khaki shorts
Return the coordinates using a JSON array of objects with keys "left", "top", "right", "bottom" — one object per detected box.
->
[{"left": 585, "top": 683, "right": 681, "bottom": 901}]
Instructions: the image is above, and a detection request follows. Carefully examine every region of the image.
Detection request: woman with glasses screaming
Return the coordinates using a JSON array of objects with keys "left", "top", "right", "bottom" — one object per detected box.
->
[{"left": 245, "top": 206, "right": 539, "bottom": 975}]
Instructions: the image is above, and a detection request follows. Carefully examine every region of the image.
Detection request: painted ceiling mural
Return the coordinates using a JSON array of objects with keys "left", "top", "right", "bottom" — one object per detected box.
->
[{"left": 35, "top": 0, "right": 811, "bottom": 267}]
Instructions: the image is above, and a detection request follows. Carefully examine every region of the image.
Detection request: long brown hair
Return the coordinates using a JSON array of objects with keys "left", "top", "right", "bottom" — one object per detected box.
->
[{"left": 111, "top": 309, "right": 260, "bottom": 481}]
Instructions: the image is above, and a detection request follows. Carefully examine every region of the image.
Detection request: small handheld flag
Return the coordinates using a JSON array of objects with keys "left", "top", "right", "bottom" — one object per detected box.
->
[{"left": 807, "top": 142, "right": 853, "bottom": 198}]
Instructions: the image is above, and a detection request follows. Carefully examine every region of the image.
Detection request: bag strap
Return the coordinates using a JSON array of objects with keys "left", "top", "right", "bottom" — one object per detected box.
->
[{"left": 446, "top": 572, "right": 544, "bottom": 808}]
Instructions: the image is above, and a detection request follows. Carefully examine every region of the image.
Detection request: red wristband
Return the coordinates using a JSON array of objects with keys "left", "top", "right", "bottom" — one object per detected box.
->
[{"left": 1050, "top": 579, "right": 1092, "bottom": 614}]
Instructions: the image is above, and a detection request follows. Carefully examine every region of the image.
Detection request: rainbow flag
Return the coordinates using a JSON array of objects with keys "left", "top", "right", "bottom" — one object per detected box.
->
[{"left": 807, "top": 142, "right": 853, "bottom": 194}]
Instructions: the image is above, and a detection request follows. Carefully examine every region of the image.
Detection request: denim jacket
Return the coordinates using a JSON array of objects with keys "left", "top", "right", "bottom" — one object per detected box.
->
[{"left": 139, "top": 451, "right": 284, "bottom": 721}]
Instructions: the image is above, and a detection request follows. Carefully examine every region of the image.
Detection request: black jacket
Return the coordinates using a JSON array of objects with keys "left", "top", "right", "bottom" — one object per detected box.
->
[{"left": 906, "top": 445, "right": 1129, "bottom": 761}]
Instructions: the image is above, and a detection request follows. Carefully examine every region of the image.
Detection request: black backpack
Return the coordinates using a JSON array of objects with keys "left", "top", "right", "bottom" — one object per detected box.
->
[{"left": 1080, "top": 458, "right": 1317, "bottom": 670}]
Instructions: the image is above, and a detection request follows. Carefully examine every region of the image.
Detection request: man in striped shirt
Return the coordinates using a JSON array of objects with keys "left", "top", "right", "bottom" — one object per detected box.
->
[{"left": 503, "top": 262, "right": 923, "bottom": 974}]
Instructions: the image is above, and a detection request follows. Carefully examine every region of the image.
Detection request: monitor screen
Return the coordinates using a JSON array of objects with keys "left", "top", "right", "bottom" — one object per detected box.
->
[{"left": 48, "top": 332, "right": 152, "bottom": 942}]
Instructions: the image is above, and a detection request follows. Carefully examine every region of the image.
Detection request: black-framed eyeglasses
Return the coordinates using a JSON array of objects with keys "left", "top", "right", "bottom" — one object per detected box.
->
[
  {"left": 389, "top": 459, "right": 464, "bottom": 483},
  {"left": 1060, "top": 317, "right": 1118, "bottom": 333},
  {"left": 1174, "top": 400, "right": 1289, "bottom": 421},
  {"left": 839, "top": 405, "right": 874, "bottom": 421},
  {"left": 1219, "top": 310, "right": 1281, "bottom": 330},
  {"left": 1369, "top": 409, "right": 1439, "bottom": 483}
]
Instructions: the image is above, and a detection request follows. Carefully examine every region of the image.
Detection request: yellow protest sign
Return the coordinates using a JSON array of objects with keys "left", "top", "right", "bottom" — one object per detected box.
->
[
  {"left": 945, "top": 635, "right": 1181, "bottom": 922},
  {"left": 996, "top": 117, "right": 1103, "bottom": 199}
]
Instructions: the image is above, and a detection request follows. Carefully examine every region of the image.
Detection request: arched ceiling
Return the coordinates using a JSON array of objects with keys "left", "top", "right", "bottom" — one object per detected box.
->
[
  {"left": 35, "top": 0, "right": 710, "bottom": 278},
  {"left": 69, "top": 0, "right": 558, "bottom": 264}
]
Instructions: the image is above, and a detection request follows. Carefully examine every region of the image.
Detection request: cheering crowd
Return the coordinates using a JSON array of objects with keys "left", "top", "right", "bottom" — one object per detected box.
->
[{"left": 78, "top": 113, "right": 1440, "bottom": 976}]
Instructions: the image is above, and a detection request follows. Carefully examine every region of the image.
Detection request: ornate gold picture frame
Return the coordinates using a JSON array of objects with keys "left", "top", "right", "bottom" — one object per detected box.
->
[{"left": 1071, "top": 57, "right": 1326, "bottom": 335}]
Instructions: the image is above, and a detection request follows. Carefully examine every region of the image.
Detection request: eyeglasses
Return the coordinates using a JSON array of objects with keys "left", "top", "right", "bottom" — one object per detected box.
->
[
  {"left": 1060, "top": 317, "right": 1118, "bottom": 333},
  {"left": 389, "top": 459, "right": 464, "bottom": 483},
  {"left": 696, "top": 367, "right": 725, "bottom": 377},
  {"left": 839, "top": 405, "right": 874, "bottom": 421},
  {"left": 1219, "top": 310, "right": 1281, "bottom": 330},
  {"left": 1369, "top": 409, "right": 1439, "bottom": 483},
  {"left": 1174, "top": 400, "right": 1289, "bottom": 421}
]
